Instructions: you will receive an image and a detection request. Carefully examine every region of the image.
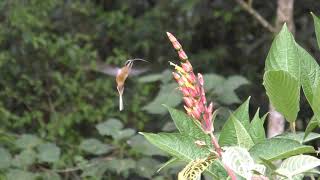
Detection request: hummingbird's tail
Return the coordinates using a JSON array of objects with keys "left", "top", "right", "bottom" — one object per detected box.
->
[{"left": 119, "top": 94, "right": 123, "bottom": 111}]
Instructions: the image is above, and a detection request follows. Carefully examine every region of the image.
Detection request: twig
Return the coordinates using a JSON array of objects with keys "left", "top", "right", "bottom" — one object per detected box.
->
[{"left": 235, "top": 0, "right": 276, "bottom": 33}]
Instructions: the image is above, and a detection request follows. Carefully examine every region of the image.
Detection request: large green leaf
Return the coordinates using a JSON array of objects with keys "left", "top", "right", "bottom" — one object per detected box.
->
[
  {"left": 312, "top": 13, "right": 320, "bottom": 49},
  {"left": 96, "top": 118, "right": 123, "bottom": 136},
  {"left": 165, "top": 106, "right": 210, "bottom": 144},
  {"left": 12, "top": 149, "right": 36, "bottom": 168},
  {"left": 276, "top": 155, "right": 320, "bottom": 179},
  {"left": 15, "top": 134, "right": 41, "bottom": 149},
  {"left": 141, "top": 132, "right": 224, "bottom": 178},
  {"left": 219, "top": 114, "right": 254, "bottom": 149},
  {"left": 263, "top": 70, "right": 300, "bottom": 122},
  {"left": 249, "top": 109, "right": 266, "bottom": 144},
  {"left": 80, "top": 138, "right": 113, "bottom": 155},
  {"left": 265, "top": 24, "right": 300, "bottom": 81},
  {"left": 249, "top": 138, "right": 315, "bottom": 162}
]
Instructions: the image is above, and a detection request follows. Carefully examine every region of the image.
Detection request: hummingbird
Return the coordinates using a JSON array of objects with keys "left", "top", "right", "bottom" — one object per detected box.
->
[{"left": 92, "top": 58, "right": 149, "bottom": 111}]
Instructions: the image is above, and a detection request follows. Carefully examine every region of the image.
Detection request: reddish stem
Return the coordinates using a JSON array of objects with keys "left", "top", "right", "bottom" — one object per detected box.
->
[{"left": 209, "top": 132, "right": 237, "bottom": 180}]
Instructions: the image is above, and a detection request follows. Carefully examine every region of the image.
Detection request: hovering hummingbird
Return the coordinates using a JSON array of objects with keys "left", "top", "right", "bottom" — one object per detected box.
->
[{"left": 92, "top": 58, "right": 149, "bottom": 111}]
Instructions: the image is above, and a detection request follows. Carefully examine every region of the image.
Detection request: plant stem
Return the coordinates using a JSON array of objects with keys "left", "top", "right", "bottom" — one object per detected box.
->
[
  {"left": 209, "top": 132, "right": 236, "bottom": 180},
  {"left": 290, "top": 122, "right": 296, "bottom": 133}
]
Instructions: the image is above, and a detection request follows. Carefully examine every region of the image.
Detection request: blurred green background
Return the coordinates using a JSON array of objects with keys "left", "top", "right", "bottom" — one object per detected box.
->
[{"left": 0, "top": 0, "right": 319, "bottom": 179}]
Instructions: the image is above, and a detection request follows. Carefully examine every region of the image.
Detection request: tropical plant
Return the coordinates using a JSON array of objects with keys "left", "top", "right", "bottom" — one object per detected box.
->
[{"left": 143, "top": 13, "right": 320, "bottom": 179}]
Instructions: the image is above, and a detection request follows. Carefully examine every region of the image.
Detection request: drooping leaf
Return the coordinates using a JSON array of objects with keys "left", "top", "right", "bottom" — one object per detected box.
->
[
  {"left": 37, "top": 143, "right": 61, "bottom": 163},
  {"left": 276, "top": 155, "right": 320, "bottom": 179},
  {"left": 311, "top": 12, "right": 320, "bottom": 49},
  {"left": 249, "top": 138, "right": 315, "bottom": 162},
  {"left": 275, "top": 132, "right": 320, "bottom": 144},
  {"left": 0, "top": 147, "right": 11, "bottom": 169},
  {"left": 165, "top": 106, "right": 210, "bottom": 143},
  {"left": 80, "top": 138, "right": 113, "bottom": 155},
  {"left": 96, "top": 118, "right": 123, "bottom": 136},
  {"left": 219, "top": 114, "right": 254, "bottom": 149},
  {"left": 249, "top": 109, "right": 266, "bottom": 144},
  {"left": 263, "top": 70, "right": 300, "bottom": 122},
  {"left": 222, "top": 146, "right": 265, "bottom": 179}
]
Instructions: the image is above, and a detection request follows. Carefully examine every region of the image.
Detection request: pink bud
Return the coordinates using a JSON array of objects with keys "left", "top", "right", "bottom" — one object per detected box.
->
[
  {"left": 166, "top": 32, "right": 182, "bottom": 50},
  {"left": 178, "top": 50, "right": 188, "bottom": 61},
  {"left": 207, "top": 102, "right": 213, "bottom": 115},
  {"left": 197, "top": 73, "right": 204, "bottom": 86},
  {"left": 172, "top": 72, "right": 180, "bottom": 81},
  {"left": 180, "top": 87, "right": 190, "bottom": 96},
  {"left": 192, "top": 107, "right": 201, "bottom": 120},
  {"left": 181, "top": 60, "right": 193, "bottom": 72},
  {"left": 183, "top": 97, "right": 194, "bottom": 107},
  {"left": 195, "top": 102, "right": 205, "bottom": 114}
]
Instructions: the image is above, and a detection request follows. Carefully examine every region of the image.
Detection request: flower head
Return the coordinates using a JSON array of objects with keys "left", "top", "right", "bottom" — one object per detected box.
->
[{"left": 167, "top": 32, "right": 214, "bottom": 134}]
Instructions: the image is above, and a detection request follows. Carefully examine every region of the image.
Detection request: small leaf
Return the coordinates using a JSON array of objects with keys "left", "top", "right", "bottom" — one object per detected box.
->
[
  {"left": 80, "top": 138, "right": 113, "bottom": 155},
  {"left": 128, "top": 135, "right": 165, "bottom": 156},
  {"left": 105, "top": 158, "right": 136, "bottom": 175},
  {"left": 15, "top": 134, "right": 41, "bottom": 149},
  {"left": 0, "top": 147, "right": 11, "bottom": 169},
  {"left": 249, "top": 138, "right": 315, "bottom": 162},
  {"left": 311, "top": 12, "right": 320, "bottom": 49},
  {"left": 96, "top": 118, "right": 123, "bottom": 136},
  {"left": 263, "top": 70, "right": 300, "bottom": 122},
  {"left": 233, "top": 97, "right": 251, "bottom": 130},
  {"left": 276, "top": 155, "right": 320, "bottom": 179},
  {"left": 249, "top": 109, "right": 266, "bottom": 144},
  {"left": 37, "top": 143, "right": 61, "bottom": 163},
  {"left": 304, "top": 116, "right": 318, "bottom": 139},
  {"left": 224, "top": 75, "right": 250, "bottom": 91},
  {"left": 219, "top": 114, "right": 254, "bottom": 149},
  {"left": 136, "top": 157, "right": 160, "bottom": 178}
]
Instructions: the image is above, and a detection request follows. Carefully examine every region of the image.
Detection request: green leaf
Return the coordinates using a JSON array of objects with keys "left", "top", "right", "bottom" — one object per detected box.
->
[
  {"left": 263, "top": 70, "right": 300, "bottom": 122},
  {"left": 157, "top": 157, "right": 178, "bottom": 172},
  {"left": 265, "top": 24, "right": 300, "bottom": 80},
  {"left": 143, "top": 83, "right": 182, "bottom": 114},
  {"left": 96, "top": 118, "right": 123, "bottom": 136},
  {"left": 0, "top": 147, "right": 11, "bottom": 169},
  {"left": 311, "top": 12, "right": 320, "bottom": 49},
  {"left": 15, "top": 134, "right": 41, "bottom": 149},
  {"left": 39, "top": 171, "right": 61, "bottom": 180},
  {"left": 203, "top": 73, "right": 225, "bottom": 90},
  {"left": 135, "top": 157, "right": 160, "bottom": 178},
  {"left": 249, "top": 109, "right": 266, "bottom": 144},
  {"left": 297, "top": 43, "right": 320, "bottom": 124},
  {"left": 165, "top": 106, "right": 210, "bottom": 143},
  {"left": 224, "top": 75, "right": 250, "bottom": 91},
  {"left": 275, "top": 132, "right": 320, "bottom": 144},
  {"left": 129, "top": 135, "right": 165, "bottom": 156},
  {"left": 113, "top": 128, "right": 136, "bottom": 140},
  {"left": 6, "top": 169, "right": 37, "bottom": 180},
  {"left": 222, "top": 146, "right": 265, "bottom": 179},
  {"left": 233, "top": 97, "right": 251, "bottom": 130},
  {"left": 219, "top": 114, "right": 254, "bottom": 149},
  {"left": 141, "top": 132, "right": 223, "bottom": 177},
  {"left": 304, "top": 116, "right": 318, "bottom": 139},
  {"left": 37, "top": 143, "right": 61, "bottom": 163},
  {"left": 80, "top": 138, "right": 113, "bottom": 155},
  {"left": 249, "top": 138, "right": 315, "bottom": 162},
  {"left": 105, "top": 158, "right": 136, "bottom": 175},
  {"left": 12, "top": 149, "right": 36, "bottom": 168},
  {"left": 138, "top": 73, "right": 163, "bottom": 83},
  {"left": 276, "top": 155, "right": 320, "bottom": 179}
]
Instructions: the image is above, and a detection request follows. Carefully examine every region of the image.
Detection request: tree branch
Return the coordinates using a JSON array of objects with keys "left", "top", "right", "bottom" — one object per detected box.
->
[{"left": 235, "top": 0, "right": 276, "bottom": 33}]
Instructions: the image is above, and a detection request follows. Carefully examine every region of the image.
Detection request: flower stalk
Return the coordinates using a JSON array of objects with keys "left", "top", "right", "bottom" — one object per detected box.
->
[{"left": 166, "top": 32, "right": 236, "bottom": 180}]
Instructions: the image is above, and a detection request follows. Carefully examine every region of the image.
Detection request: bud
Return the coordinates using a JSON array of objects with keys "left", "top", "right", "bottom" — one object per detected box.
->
[
  {"left": 197, "top": 73, "right": 204, "bottom": 86},
  {"left": 186, "top": 73, "right": 196, "bottom": 84},
  {"left": 166, "top": 32, "right": 182, "bottom": 50},
  {"left": 178, "top": 50, "right": 188, "bottom": 61},
  {"left": 191, "top": 107, "right": 201, "bottom": 120},
  {"left": 180, "top": 87, "right": 191, "bottom": 96},
  {"left": 172, "top": 72, "right": 181, "bottom": 81},
  {"left": 181, "top": 60, "right": 193, "bottom": 72},
  {"left": 183, "top": 97, "right": 194, "bottom": 108}
]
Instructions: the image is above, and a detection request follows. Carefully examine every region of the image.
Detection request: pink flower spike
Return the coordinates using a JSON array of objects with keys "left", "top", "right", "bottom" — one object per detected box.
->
[{"left": 178, "top": 50, "right": 188, "bottom": 61}]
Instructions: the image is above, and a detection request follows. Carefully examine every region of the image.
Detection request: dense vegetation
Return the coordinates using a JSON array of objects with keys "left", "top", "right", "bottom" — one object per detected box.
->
[{"left": 0, "top": 0, "right": 320, "bottom": 179}]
